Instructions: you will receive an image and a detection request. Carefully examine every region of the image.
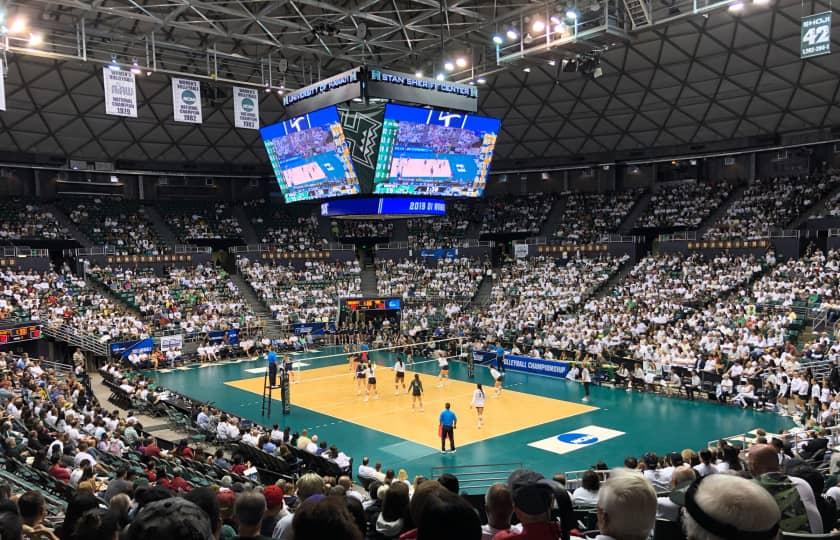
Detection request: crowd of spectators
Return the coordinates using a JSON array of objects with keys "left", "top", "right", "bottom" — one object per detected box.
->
[
  {"left": 238, "top": 258, "right": 361, "bottom": 325},
  {"left": 480, "top": 194, "right": 556, "bottom": 236},
  {"left": 376, "top": 258, "right": 488, "bottom": 301},
  {"left": 553, "top": 190, "right": 642, "bottom": 243},
  {"left": 0, "top": 199, "right": 69, "bottom": 241},
  {"left": 636, "top": 181, "right": 732, "bottom": 230},
  {"left": 243, "top": 199, "right": 326, "bottom": 251},
  {"left": 158, "top": 201, "right": 243, "bottom": 242},
  {"left": 58, "top": 198, "right": 165, "bottom": 255},
  {"left": 751, "top": 249, "right": 840, "bottom": 309},
  {"left": 333, "top": 221, "right": 394, "bottom": 240},
  {"left": 706, "top": 173, "right": 840, "bottom": 239},
  {"left": 88, "top": 265, "right": 254, "bottom": 336},
  {"left": 406, "top": 202, "right": 476, "bottom": 247}
]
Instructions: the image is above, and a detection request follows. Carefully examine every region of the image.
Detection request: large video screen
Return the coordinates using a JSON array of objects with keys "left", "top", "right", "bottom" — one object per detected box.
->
[
  {"left": 373, "top": 103, "right": 501, "bottom": 197},
  {"left": 260, "top": 106, "right": 360, "bottom": 203}
]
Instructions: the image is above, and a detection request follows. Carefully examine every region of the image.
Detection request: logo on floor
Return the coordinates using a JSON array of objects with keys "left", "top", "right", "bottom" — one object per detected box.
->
[{"left": 528, "top": 425, "right": 625, "bottom": 455}]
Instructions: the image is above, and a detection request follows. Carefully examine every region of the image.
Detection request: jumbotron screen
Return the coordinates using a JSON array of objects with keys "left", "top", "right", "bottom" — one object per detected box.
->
[
  {"left": 260, "top": 106, "right": 360, "bottom": 203},
  {"left": 373, "top": 103, "right": 500, "bottom": 197}
]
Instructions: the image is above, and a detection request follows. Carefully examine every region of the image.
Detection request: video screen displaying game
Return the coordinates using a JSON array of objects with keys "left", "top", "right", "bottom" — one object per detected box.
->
[
  {"left": 260, "top": 106, "right": 360, "bottom": 203},
  {"left": 373, "top": 103, "right": 501, "bottom": 197}
]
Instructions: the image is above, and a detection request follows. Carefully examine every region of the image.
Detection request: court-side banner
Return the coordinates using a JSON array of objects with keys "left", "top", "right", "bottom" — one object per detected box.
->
[
  {"left": 160, "top": 334, "right": 183, "bottom": 352},
  {"left": 110, "top": 338, "right": 154, "bottom": 358},
  {"left": 420, "top": 248, "right": 458, "bottom": 259},
  {"left": 233, "top": 86, "right": 259, "bottom": 129},
  {"left": 503, "top": 354, "right": 571, "bottom": 378},
  {"left": 208, "top": 328, "right": 239, "bottom": 346},
  {"left": 103, "top": 67, "right": 138, "bottom": 118},
  {"left": 292, "top": 322, "right": 336, "bottom": 336},
  {"left": 0, "top": 61, "right": 6, "bottom": 112},
  {"left": 172, "top": 77, "right": 202, "bottom": 123}
]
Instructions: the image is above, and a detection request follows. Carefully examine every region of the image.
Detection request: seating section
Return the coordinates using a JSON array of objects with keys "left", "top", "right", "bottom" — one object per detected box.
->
[
  {"left": 751, "top": 249, "right": 840, "bottom": 309},
  {"left": 333, "top": 220, "right": 393, "bottom": 240},
  {"left": 242, "top": 198, "right": 325, "bottom": 250},
  {"left": 56, "top": 198, "right": 165, "bottom": 254},
  {"left": 88, "top": 265, "right": 254, "bottom": 336},
  {"left": 238, "top": 258, "right": 361, "bottom": 324},
  {"left": 0, "top": 199, "right": 70, "bottom": 241},
  {"left": 636, "top": 181, "right": 731, "bottom": 229},
  {"left": 376, "top": 257, "right": 488, "bottom": 300},
  {"left": 158, "top": 201, "right": 243, "bottom": 241},
  {"left": 554, "top": 191, "right": 642, "bottom": 242},
  {"left": 705, "top": 173, "right": 840, "bottom": 239},
  {"left": 480, "top": 194, "right": 555, "bottom": 235},
  {"left": 406, "top": 201, "right": 477, "bottom": 247}
]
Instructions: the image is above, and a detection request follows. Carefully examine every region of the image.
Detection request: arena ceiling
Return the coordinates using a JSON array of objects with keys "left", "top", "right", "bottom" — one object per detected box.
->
[{"left": 0, "top": 0, "right": 838, "bottom": 171}]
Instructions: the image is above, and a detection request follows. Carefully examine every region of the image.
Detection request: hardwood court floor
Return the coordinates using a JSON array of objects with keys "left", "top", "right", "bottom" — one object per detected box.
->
[{"left": 226, "top": 363, "right": 597, "bottom": 449}]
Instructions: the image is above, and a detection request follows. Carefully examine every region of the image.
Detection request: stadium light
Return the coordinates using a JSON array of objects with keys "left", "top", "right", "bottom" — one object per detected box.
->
[
  {"left": 414, "top": 70, "right": 423, "bottom": 77},
  {"left": 728, "top": 1, "right": 744, "bottom": 11},
  {"left": 8, "top": 16, "right": 26, "bottom": 34},
  {"left": 752, "top": 0, "right": 769, "bottom": 5},
  {"left": 444, "top": 61, "right": 455, "bottom": 72},
  {"left": 492, "top": 34, "right": 504, "bottom": 45},
  {"left": 27, "top": 32, "right": 43, "bottom": 47},
  {"left": 531, "top": 19, "right": 546, "bottom": 33},
  {"left": 523, "top": 67, "right": 531, "bottom": 72},
  {"left": 108, "top": 55, "right": 121, "bottom": 71},
  {"left": 476, "top": 77, "right": 486, "bottom": 84},
  {"left": 130, "top": 59, "right": 142, "bottom": 75},
  {"left": 548, "top": 59, "right": 557, "bottom": 66},
  {"left": 455, "top": 57, "right": 468, "bottom": 68},
  {"left": 435, "top": 73, "right": 445, "bottom": 81},
  {"left": 566, "top": 9, "right": 578, "bottom": 19},
  {"left": 506, "top": 28, "right": 518, "bottom": 40}
]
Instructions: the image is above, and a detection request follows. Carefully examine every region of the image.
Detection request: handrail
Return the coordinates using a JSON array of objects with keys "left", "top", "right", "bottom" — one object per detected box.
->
[
  {"left": 377, "top": 239, "right": 495, "bottom": 250},
  {"left": 430, "top": 462, "right": 524, "bottom": 494},
  {"left": 0, "top": 246, "right": 49, "bottom": 257},
  {"left": 229, "top": 242, "right": 353, "bottom": 254},
  {"left": 658, "top": 231, "right": 698, "bottom": 242},
  {"left": 829, "top": 228, "right": 840, "bottom": 238},
  {"left": 42, "top": 324, "right": 110, "bottom": 357},
  {"left": 66, "top": 244, "right": 210, "bottom": 257},
  {"left": 173, "top": 244, "right": 212, "bottom": 254}
]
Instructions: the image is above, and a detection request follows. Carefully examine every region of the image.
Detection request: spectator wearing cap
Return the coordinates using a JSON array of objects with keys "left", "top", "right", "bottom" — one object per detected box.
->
[
  {"left": 233, "top": 490, "right": 269, "bottom": 540},
  {"left": 216, "top": 490, "right": 237, "bottom": 540},
  {"left": 593, "top": 470, "right": 656, "bottom": 540},
  {"left": 126, "top": 498, "right": 215, "bottom": 540},
  {"left": 481, "top": 484, "right": 522, "bottom": 540},
  {"left": 260, "top": 485, "right": 287, "bottom": 537},
  {"left": 748, "top": 444, "right": 823, "bottom": 534},
  {"left": 680, "top": 474, "right": 780, "bottom": 540},
  {"left": 273, "top": 473, "right": 326, "bottom": 540},
  {"left": 494, "top": 469, "right": 560, "bottom": 540}
]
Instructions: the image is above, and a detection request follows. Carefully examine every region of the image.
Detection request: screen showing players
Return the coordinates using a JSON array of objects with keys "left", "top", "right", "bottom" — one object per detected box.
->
[
  {"left": 260, "top": 106, "right": 360, "bottom": 203},
  {"left": 373, "top": 103, "right": 501, "bottom": 197}
]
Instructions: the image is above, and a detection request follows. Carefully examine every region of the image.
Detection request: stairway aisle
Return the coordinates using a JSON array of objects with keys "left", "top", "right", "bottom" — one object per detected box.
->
[
  {"left": 538, "top": 197, "right": 567, "bottom": 237},
  {"left": 695, "top": 183, "right": 747, "bottom": 237},
  {"left": 229, "top": 273, "right": 283, "bottom": 339},
  {"left": 361, "top": 266, "right": 378, "bottom": 296},
  {"left": 44, "top": 203, "right": 94, "bottom": 248},
  {"left": 144, "top": 206, "right": 180, "bottom": 245},
  {"left": 233, "top": 205, "right": 260, "bottom": 244},
  {"left": 617, "top": 191, "right": 653, "bottom": 234}
]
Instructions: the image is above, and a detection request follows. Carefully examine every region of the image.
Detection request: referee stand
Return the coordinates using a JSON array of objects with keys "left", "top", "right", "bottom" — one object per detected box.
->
[{"left": 261, "top": 369, "right": 291, "bottom": 417}]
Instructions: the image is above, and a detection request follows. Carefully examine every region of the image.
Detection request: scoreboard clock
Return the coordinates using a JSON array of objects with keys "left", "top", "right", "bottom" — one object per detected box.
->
[
  {"left": 0, "top": 323, "right": 42, "bottom": 344},
  {"left": 801, "top": 12, "right": 831, "bottom": 59},
  {"left": 341, "top": 297, "right": 402, "bottom": 312}
]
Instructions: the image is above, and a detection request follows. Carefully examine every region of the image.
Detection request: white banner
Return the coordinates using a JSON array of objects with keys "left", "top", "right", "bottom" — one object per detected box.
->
[
  {"left": 160, "top": 334, "right": 183, "bottom": 352},
  {"left": 514, "top": 243, "right": 529, "bottom": 258},
  {"left": 172, "top": 77, "right": 202, "bottom": 123},
  {"left": 528, "top": 425, "right": 625, "bottom": 455},
  {"left": 0, "top": 61, "right": 5, "bottom": 112},
  {"left": 103, "top": 67, "right": 137, "bottom": 118},
  {"left": 233, "top": 86, "right": 259, "bottom": 129}
]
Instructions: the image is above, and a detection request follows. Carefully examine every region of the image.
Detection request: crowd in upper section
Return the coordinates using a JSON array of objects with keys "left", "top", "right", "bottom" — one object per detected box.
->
[
  {"left": 158, "top": 201, "right": 243, "bottom": 242},
  {"left": 553, "top": 190, "right": 642, "bottom": 243},
  {"left": 636, "top": 181, "right": 732, "bottom": 230},
  {"left": 0, "top": 199, "right": 69, "bottom": 241},
  {"left": 57, "top": 198, "right": 165, "bottom": 255}
]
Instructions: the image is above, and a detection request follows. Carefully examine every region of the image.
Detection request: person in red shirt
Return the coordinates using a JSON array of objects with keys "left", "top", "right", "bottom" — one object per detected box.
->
[
  {"left": 143, "top": 438, "right": 161, "bottom": 458},
  {"left": 168, "top": 468, "right": 192, "bottom": 493},
  {"left": 493, "top": 470, "right": 561, "bottom": 540},
  {"left": 48, "top": 456, "right": 71, "bottom": 483}
]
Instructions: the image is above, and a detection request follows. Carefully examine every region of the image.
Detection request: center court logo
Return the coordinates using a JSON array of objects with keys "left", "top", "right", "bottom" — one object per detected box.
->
[
  {"left": 557, "top": 433, "right": 599, "bottom": 445},
  {"left": 181, "top": 90, "right": 197, "bottom": 105}
]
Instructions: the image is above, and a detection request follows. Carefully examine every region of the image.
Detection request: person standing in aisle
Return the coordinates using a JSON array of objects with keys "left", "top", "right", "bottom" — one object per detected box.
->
[{"left": 439, "top": 402, "right": 457, "bottom": 453}]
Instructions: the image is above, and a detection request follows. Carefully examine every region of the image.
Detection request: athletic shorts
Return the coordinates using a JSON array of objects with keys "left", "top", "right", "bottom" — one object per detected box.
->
[
  {"left": 412, "top": 389, "right": 422, "bottom": 397},
  {"left": 356, "top": 373, "right": 365, "bottom": 379},
  {"left": 368, "top": 377, "right": 377, "bottom": 385},
  {"left": 440, "top": 365, "right": 449, "bottom": 372},
  {"left": 396, "top": 372, "right": 405, "bottom": 380}
]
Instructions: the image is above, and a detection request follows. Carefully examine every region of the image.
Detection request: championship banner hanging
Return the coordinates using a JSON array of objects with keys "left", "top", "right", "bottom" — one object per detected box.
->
[
  {"left": 172, "top": 77, "right": 202, "bottom": 123},
  {"left": 801, "top": 11, "right": 831, "bottom": 59},
  {"left": 233, "top": 86, "right": 259, "bottom": 129},
  {"left": 0, "top": 61, "right": 5, "bottom": 112},
  {"left": 103, "top": 67, "right": 137, "bottom": 118}
]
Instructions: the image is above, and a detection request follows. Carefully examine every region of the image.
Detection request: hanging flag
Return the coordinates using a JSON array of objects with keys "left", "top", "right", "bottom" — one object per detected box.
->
[
  {"left": 233, "top": 86, "right": 259, "bottom": 129},
  {"left": 102, "top": 67, "right": 137, "bottom": 118},
  {"left": 0, "top": 60, "right": 5, "bottom": 112},
  {"left": 172, "top": 77, "right": 202, "bottom": 123}
]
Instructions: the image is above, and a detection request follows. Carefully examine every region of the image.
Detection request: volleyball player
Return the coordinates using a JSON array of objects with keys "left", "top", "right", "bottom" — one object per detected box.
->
[
  {"left": 471, "top": 383, "right": 486, "bottom": 429},
  {"left": 355, "top": 360, "right": 367, "bottom": 395},
  {"left": 409, "top": 374, "right": 424, "bottom": 411},
  {"left": 581, "top": 361, "right": 592, "bottom": 402},
  {"left": 394, "top": 355, "right": 407, "bottom": 395},
  {"left": 365, "top": 360, "right": 379, "bottom": 401},
  {"left": 436, "top": 352, "right": 449, "bottom": 387},
  {"left": 489, "top": 357, "right": 504, "bottom": 397}
]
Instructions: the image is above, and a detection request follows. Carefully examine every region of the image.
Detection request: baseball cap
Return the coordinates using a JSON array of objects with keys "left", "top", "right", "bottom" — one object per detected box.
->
[
  {"left": 216, "top": 490, "right": 236, "bottom": 511},
  {"left": 264, "top": 485, "right": 285, "bottom": 509},
  {"left": 507, "top": 469, "right": 554, "bottom": 515},
  {"left": 126, "top": 498, "right": 214, "bottom": 540}
]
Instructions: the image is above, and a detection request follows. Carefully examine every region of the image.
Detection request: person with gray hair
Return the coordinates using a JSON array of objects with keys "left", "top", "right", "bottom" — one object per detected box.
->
[
  {"left": 481, "top": 483, "right": 521, "bottom": 540},
  {"left": 272, "top": 473, "right": 326, "bottom": 539},
  {"left": 680, "top": 474, "right": 780, "bottom": 540},
  {"left": 594, "top": 470, "right": 656, "bottom": 540},
  {"left": 657, "top": 465, "right": 696, "bottom": 522}
]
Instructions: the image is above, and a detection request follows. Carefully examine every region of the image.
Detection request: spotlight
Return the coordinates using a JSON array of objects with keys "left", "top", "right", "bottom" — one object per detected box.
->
[
  {"left": 277, "top": 88, "right": 284, "bottom": 95},
  {"left": 554, "top": 23, "right": 567, "bottom": 34},
  {"left": 532, "top": 19, "right": 546, "bottom": 33},
  {"left": 548, "top": 59, "right": 556, "bottom": 66},
  {"left": 415, "top": 70, "right": 423, "bottom": 77},
  {"left": 107, "top": 56, "right": 121, "bottom": 71},
  {"left": 476, "top": 77, "right": 486, "bottom": 84},
  {"left": 506, "top": 28, "right": 518, "bottom": 40},
  {"left": 264, "top": 85, "right": 271, "bottom": 93},
  {"left": 492, "top": 34, "right": 504, "bottom": 45},
  {"left": 145, "top": 70, "right": 153, "bottom": 76},
  {"left": 27, "top": 32, "right": 43, "bottom": 47},
  {"left": 444, "top": 61, "right": 454, "bottom": 71},
  {"left": 523, "top": 67, "right": 531, "bottom": 73},
  {"left": 130, "top": 59, "right": 142, "bottom": 75},
  {"left": 455, "top": 57, "right": 468, "bottom": 68},
  {"left": 728, "top": 1, "right": 744, "bottom": 11},
  {"left": 9, "top": 16, "right": 26, "bottom": 34},
  {"left": 435, "top": 73, "right": 445, "bottom": 81},
  {"left": 566, "top": 9, "right": 578, "bottom": 19},
  {"left": 592, "top": 65, "right": 603, "bottom": 78},
  {"left": 550, "top": 16, "right": 562, "bottom": 24},
  {"left": 752, "top": 0, "right": 769, "bottom": 5}
]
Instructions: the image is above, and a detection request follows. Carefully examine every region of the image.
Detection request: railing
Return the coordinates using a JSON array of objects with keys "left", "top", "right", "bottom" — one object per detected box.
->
[
  {"left": 708, "top": 424, "right": 840, "bottom": 453},
  {"left": 829, "top": 228, "right": 840, "bottom": 238},
  {"left": 173, "top": 244, "right": 211, "bottom": 254},
  {"left": 66, "top": 244, "right": 210, "bottom": 257},
  {"left": 0, "top": 246, "right": 49, "bottom": 257},
  {"left": 767, "top": 229, "right": 800, "bottom": 239},
  {"left": 658, "top": 231, "right": 698, "bottom": 242},
  {"left": 376, "top": 239, "right": 495, "bottom": 250},
  {"left": 599, "top": 234, "right": 645, "bottom": 244},
  {"left": 514, "top": 237, "right": 547, "bottom": 245},
  {"left": 229, "top": 242, "right": 353, "bottom": 254},
  {"left": 430, "top": 462, "right": 524, "bottom": 494},
  {"left": 42, "top": 324, "right": 110, "bottom": 357}
]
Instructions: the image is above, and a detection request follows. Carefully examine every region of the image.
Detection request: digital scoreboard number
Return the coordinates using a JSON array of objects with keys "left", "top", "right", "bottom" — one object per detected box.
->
[
  {"left": 342, "top": 298, "right": 402, "bottom": 312},
  {"left": 801, "top": 12, "right": 831, "bottom": 59},
  {"left": 0, "top": 324, "right": 42, "bottom": 344}
]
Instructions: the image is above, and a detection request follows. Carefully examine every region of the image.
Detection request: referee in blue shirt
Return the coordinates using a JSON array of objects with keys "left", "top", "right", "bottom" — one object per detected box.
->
[
  {"left": 267, "top": 349, "right": 278, "bottom": 387},
  {"left": 439, "top": 402, "right": 457, "bottom": 453}
]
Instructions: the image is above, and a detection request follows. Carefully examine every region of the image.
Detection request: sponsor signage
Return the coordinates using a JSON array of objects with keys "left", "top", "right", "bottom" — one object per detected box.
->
[
  {"left": 282, "top": 67, "right": 363, "bottom": 117},
  {"left": 367, "top": 68, "right": 478, "bottom": 112},
  {"left": 503, "top": 354, "right": 571, "bottom": 378}
]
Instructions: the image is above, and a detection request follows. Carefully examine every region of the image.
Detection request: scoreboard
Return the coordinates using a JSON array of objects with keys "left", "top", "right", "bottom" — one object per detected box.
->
[
  {"left": 341, "top": 297, "right": 402, "bottom": 312},
  {"left": 0, "top": 323, "right": 42, "bottom": 344}
]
